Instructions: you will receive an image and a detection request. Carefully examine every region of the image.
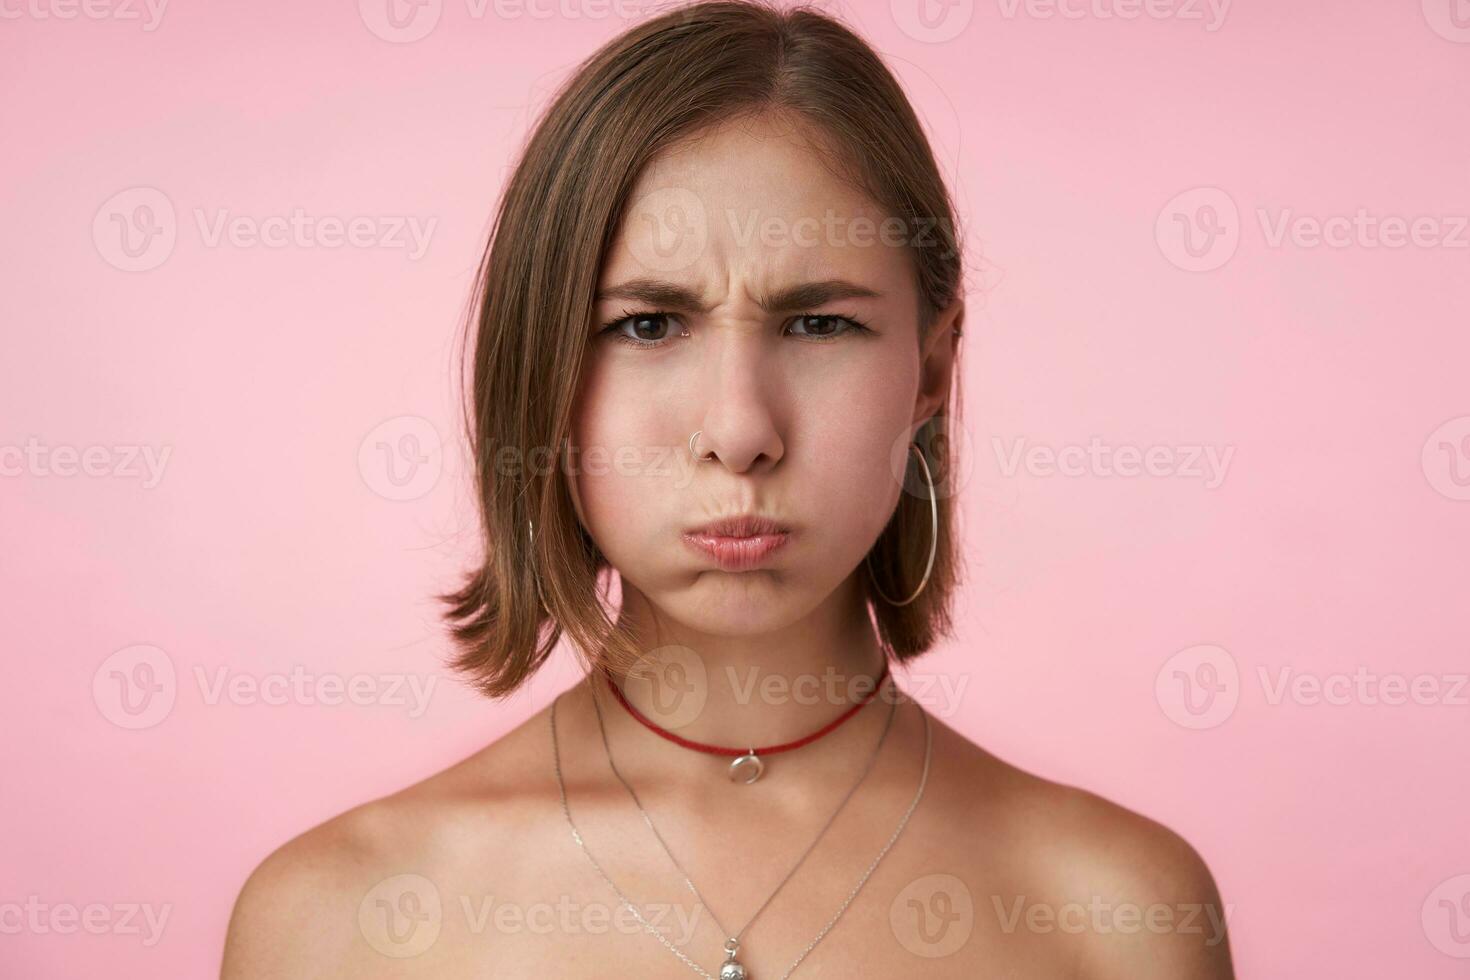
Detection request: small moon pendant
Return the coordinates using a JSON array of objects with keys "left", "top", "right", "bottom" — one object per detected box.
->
[{"left": 728, "top": 752, "right": 763, "bottom": 784}]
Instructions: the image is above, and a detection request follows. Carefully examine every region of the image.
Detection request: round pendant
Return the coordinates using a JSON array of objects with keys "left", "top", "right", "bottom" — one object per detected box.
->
[
  {"left": 728, "top": 751, "right": 763, "bottom": 784},
  {"left": 720, "top": 938, "right": 748, "bottom": 979}
]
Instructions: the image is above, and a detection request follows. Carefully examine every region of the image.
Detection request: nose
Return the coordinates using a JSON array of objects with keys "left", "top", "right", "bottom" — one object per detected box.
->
[{"left": 690, "top": 335, "right": 785, "bottom": 474}]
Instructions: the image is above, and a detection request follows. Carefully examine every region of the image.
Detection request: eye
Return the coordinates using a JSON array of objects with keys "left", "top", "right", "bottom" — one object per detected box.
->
[
  {"left": 596, "top": 310, "right": 874, "bottom": 349},
  {"left": 785, "top": 314, "right": 872, "bottom": 341},
  {"left": 598, "top": 311, "right": 687, "bottom": 348}
]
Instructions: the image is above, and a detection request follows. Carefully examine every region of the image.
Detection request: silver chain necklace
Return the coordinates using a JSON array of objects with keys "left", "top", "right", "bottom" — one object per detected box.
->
[
  {"left": 591, "top": 672, "right": 896, "bottom": 968},
  {"left": 550, "top": 674, "right": 933, "bottom": 979}
]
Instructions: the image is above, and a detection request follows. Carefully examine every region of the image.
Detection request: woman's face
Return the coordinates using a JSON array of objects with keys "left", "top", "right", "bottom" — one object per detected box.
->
[{"left": 569, "top": 114, "right": 960, "bottom": 634}]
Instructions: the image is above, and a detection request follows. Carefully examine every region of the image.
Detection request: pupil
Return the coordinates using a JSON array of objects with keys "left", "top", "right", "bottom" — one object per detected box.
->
[{"left": 633, "top": 315, "right": 664, "bottom": 340}]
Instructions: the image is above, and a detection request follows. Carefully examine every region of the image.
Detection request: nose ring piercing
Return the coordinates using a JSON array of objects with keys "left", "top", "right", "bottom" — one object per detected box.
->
[{"left": 689, "top": 430, "right": 715, "bottom": 462}]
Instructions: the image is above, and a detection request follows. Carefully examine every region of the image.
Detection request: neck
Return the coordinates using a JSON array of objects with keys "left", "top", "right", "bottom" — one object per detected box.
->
[{"left": 595, "top": 572, "right": 890, "bottom": 751}]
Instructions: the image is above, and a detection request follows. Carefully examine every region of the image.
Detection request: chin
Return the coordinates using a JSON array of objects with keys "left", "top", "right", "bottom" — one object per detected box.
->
[{"left": 671, "top": 575, "right": 810, "bottom": 634}]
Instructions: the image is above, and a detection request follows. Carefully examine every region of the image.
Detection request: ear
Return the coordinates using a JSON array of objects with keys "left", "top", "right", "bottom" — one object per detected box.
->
[{"left": 912, "top": 296, "right": 964, "bottom": 428}]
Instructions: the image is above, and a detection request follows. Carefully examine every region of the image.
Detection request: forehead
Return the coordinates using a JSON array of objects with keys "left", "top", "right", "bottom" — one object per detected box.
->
[{"left": 600, "top": 115, "right": 911, "bottom": 293}]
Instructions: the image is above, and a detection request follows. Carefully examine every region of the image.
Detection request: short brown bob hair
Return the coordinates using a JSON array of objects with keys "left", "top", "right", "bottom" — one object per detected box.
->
[{"left": 440, "top": 0, "right": 969, "bottom": 699}]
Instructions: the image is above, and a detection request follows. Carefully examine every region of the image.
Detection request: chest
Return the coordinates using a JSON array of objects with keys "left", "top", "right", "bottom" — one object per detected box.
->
[{"left": 344, "top": 813, "right": 1077, "bottom": 980}]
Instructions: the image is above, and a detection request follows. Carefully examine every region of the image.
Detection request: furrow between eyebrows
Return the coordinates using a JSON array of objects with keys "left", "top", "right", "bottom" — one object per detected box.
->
[{"left": 594, "top": 277, "right": 883, "bottom": 314}]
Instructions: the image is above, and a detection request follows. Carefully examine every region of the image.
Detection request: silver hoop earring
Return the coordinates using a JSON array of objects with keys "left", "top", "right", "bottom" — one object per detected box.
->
[
  {"left": 689, "top": 429, "right": 715, "bottom": 462},
  {"left": 865, "top": 441, "right": 939, "bottom": 607}
]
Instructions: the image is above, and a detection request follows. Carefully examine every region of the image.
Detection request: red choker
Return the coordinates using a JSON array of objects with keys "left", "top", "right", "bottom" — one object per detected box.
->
[{"left": 597, "top": 660, "right": 892, "bottom": 784}]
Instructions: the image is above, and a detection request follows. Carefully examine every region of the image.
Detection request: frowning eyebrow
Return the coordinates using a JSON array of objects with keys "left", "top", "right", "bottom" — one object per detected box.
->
[{"left": 594, "top": 278, "right": 882, "bottom": 314}]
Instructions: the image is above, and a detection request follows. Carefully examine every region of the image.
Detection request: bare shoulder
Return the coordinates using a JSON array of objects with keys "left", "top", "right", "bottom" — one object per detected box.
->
[
  {"left": 221, "top": 701, "right": 556, "bottom": 979},
  {"left": 924, "top": 714, "right": 1236, "bottom": 979}
]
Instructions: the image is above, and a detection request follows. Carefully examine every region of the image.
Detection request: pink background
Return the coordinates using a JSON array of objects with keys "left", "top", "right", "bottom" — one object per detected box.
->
[{"left": 4, "top": 0, "right": 1469, "bottom": 976}]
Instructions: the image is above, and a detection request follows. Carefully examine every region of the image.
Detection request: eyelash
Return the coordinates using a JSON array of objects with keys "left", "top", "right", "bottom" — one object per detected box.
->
[{"left": 597, "top": 310, "right": 874, "bottom": 349}]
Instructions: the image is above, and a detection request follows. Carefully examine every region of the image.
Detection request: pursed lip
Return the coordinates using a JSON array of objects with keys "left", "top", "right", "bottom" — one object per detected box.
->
[
  {"left": 685, "top": 515, "right": 790, "bottom": 537},
  {"left": 681, "top": 515, "right": 792, "bottom": 571}
]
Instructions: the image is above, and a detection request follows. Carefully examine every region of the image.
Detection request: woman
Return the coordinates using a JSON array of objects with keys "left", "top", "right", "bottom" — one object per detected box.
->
[{"left": 223, "top": 2, "right": 1235, "bottom": 976}]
